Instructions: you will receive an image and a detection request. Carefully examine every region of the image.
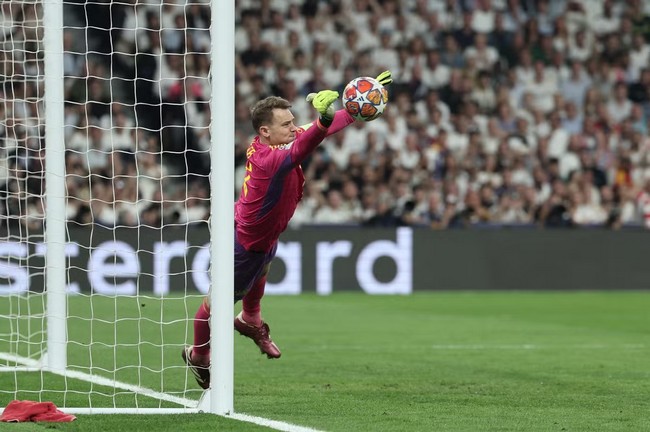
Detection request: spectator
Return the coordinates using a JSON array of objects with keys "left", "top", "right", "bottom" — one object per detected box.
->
[
  {"left": 636, "top": 178, "right": 650, "bottom": 228},
  {"left": 453, "top": 11, "right": 477, "bottom": 50},
  {"left": 314, "top": 189, "right": 356, "bottom": 224},
  {"left": 570, "top": 188, "right": 608, "bottom": 226},
  {"left": 464, "top": 33, "right": 499, "bottom": 72},
  {"left": 606, "top": 82, "right": 633, "bottom": 125}
]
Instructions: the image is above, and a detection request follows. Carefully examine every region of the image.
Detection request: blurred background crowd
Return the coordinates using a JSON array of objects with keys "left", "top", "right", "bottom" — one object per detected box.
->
[{"left": 1, "top": 0, "right": 650, "bottom": 231}]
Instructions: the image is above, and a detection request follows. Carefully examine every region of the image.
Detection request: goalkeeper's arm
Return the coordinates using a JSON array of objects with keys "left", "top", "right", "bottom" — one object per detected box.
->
[{"left": 289, "top": 89, "right": 339, "bottom": 164}]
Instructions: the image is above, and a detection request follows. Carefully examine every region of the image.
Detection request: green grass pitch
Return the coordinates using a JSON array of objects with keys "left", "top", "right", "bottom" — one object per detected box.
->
[{"left": 0, "top": 291, "right": 648, "bottom": 431}]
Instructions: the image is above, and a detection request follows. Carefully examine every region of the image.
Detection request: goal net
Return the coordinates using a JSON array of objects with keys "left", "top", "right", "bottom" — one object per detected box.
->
[{"left": 0, "top": 0, "right": 232, "bottom": 414}]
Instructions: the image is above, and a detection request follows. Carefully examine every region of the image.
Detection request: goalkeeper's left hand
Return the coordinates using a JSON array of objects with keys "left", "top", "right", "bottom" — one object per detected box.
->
[
  {"left": 306, "top": 89, "right": 339, "bottom": 125},
  {"left": 376, "top": 70, "right": 393, "bottom": 86}
]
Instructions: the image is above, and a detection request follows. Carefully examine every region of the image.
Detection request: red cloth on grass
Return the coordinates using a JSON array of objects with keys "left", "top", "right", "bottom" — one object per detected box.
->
[{"left": 1, "top": 400, "right": 76, "bottom": 422}]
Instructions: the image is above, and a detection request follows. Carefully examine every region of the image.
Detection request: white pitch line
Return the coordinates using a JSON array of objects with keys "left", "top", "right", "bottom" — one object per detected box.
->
[
  {"left": 229, "top": 413, "right": 324, "bottom": 432},
  {"left": 0, "top": 352, "right": 42, "bottom": 367},
  {"left": 431, "top": 344, "right": 647, "bottom": 350},
  {"left": 0, "top": 351, "right": 325, "bottom": 431},
  {"left": 60, "top": 369, "right": 197, "bottom": 408},
  {"left": 0, "top": 351, "right": 197, "bottom": 408},
  {"left": 0, "top": 366, "right": 41, "bottom": 372}
]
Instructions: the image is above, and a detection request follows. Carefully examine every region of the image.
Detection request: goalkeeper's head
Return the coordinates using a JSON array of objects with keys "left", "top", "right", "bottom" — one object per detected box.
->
[{"left": 251, "top": 96, "right": 297, "bottom": 146}]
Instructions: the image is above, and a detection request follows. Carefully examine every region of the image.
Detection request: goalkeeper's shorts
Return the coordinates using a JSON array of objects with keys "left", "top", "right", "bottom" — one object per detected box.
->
[{"left": 229, "top": 237, "right": 277, "bottom": 302}]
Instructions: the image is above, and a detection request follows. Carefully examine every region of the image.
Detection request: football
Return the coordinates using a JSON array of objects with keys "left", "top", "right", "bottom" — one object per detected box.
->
[{"left": 342, "top": 76, "right": 388, "bottom": 121}]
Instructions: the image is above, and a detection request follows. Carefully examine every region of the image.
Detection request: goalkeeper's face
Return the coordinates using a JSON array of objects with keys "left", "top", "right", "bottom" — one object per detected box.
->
[{"left": 260, "top": 108, "right": 297, "bottom": 146}]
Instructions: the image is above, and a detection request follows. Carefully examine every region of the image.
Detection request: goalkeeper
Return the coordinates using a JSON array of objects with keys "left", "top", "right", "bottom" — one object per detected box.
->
[{"left": 183, "top": 71, "right": 393, "bottom": 389}]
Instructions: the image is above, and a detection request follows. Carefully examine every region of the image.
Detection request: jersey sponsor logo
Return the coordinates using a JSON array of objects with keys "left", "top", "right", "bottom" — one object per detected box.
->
[{"left": 270, "top": 142, "right": 294, "bottom": 151}]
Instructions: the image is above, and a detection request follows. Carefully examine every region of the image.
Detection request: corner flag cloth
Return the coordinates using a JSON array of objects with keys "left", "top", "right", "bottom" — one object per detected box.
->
[{"left": 1, "top": 400, "right": 76, "bottom": 422}]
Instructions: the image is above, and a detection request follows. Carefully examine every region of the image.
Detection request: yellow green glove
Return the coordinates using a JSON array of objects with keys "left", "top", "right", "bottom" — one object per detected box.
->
[
  {"left": 306, "top": 89, "right": 339, "bottom": 124},
  {"left": 375, "top": 70, "right": 393, "bottom": 86}
]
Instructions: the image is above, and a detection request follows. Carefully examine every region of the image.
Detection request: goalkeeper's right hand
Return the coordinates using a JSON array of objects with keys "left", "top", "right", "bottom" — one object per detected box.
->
[{"left": 306, "top": 89, "right": 339, "bottom": 126}]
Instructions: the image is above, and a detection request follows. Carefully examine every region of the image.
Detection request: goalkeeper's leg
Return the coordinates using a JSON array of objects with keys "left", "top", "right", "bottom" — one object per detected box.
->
[
  {"left": 186, "top": 239, "right": 266, "bottom": 362},
  {"left": 182, "top": 297, "right": 211, "bottom": 389},
  {"left": 235, "top": 268, "right": 281, "bottom": 359},
  {"left": 233, "top": 242, "right": 281, "bottom": 359},
  {"left": 184, "top": 241, "right": 280, "bottom": 388},
  {"left": 192, "top": 298, "right": 211, "bottom": 360},
  {"left": 240, "top": 272, "right": 265, "bottom": 326}
]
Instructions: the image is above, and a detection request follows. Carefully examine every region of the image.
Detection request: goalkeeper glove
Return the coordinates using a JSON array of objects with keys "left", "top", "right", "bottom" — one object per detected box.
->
[
  {"left": 375, "top": 70, "right": 393, "bottom": 86},
  {"left": 306, "top": 89, "right": 339, "bottom": 126}
]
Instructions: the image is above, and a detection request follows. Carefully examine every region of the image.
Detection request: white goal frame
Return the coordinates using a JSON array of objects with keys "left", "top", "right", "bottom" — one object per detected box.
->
[{"left": 0, "top": 0, "right": 234, "bottom": 416}]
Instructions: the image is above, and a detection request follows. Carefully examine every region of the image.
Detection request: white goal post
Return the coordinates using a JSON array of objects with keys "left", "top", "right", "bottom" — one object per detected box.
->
[{"left": 0, "top": 0, "right": 234, "bottom": 416}]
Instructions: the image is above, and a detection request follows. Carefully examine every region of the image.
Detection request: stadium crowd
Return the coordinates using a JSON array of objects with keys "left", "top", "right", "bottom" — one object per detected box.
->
[{"left": 1, "top": 0, "right": 650, "bottom": 231}]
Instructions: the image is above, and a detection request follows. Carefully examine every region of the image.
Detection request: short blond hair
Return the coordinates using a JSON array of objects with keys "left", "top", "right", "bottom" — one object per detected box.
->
[{"left": 250, "top": 96, "right": 292, "bottom": 132}]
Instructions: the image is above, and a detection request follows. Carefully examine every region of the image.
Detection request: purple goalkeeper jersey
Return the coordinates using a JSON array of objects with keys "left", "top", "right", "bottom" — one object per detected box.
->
[{"left": 235, "top": 110, "right": 355, "bottom": 252}]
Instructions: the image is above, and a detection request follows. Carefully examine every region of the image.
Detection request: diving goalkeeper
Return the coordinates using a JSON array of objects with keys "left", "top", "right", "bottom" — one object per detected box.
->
[{"left": 183, "top": 71, "right": 393, "bottom": 389}]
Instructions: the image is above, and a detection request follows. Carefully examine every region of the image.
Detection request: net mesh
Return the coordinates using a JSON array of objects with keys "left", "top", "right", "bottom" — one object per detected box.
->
[{"left": 0, "top": 0, "right": 213, "bottom": 409}]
